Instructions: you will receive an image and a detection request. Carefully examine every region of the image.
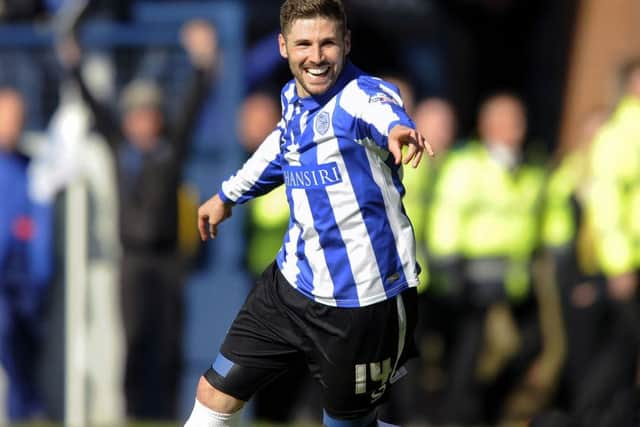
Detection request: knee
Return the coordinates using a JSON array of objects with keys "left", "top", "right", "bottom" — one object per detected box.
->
[{"left": 195, "top": 376, "right": 244, "bottom": 414}]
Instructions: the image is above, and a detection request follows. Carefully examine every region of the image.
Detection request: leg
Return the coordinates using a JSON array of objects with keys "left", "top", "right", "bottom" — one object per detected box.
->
[
  {"left": 302, "top": 289, "right": 418, "bottom": 425},
  {"left": 186, "top": 263, "right": 305, "bottom": 426},
  {"left": 185, "top": 358, "right": 293, "bottom": 427},
  {"left": 441, "top": 303, "right": 486, "bottom": 423},
  {"left": 573, "top": 303, "right": 639, "bottom": 423},
  {"left": 252, "top": 357, "right": 311, "bottom": 423},
  {"left": 0, "top": 286, "right": 46, "bottom": 422},
  {"left": 154, "top": 257, "right": 183, "bottom": 419},
  {"left": 119, "top": 253, "right": 147, "bottom": 418},
  {"left": 184, "top": 376, "right": 244, "bottom": 427}
]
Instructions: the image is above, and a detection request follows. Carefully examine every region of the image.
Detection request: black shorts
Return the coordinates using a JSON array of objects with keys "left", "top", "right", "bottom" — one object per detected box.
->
[{"left": 204, "top": 261, "right": 418, "bottom": 419}]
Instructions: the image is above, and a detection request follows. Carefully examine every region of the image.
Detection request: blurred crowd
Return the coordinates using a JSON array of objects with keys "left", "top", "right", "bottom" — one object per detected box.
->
[{"left": 0, "top": 1, "right": 639, "bottom": 427}]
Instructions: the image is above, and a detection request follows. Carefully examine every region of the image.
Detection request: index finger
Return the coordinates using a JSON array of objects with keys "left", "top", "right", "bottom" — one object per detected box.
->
[
  {"left": 404, "top": 141, "right": 419, "bottom": 165},
  {"left": 412, "top": 147, "right": 424, "bottom": 168},
  {"left": 388, "top": 140, "right": 403, "bottom": 165},
  {"left": 425, "top": 138, "right": 435, "bottom": 157},
  {"left": 198, "top": 215, "right": 209, "bottom": 241}
]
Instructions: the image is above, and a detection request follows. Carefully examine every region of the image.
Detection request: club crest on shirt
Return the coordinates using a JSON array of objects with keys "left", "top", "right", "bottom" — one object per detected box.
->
[
  {"left": 369, "top": 92, "right": 399, "bottom": 105},
  {"left": 315, "top": 111, "right": 330, "bottom": 135}
]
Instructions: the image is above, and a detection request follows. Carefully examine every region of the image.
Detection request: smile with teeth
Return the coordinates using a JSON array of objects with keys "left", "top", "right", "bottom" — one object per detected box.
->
[{"left": 305, "top": 66, "right": 330, "bottom": 77}]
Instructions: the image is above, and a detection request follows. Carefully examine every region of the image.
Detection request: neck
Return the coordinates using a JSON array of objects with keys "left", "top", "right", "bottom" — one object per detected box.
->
[{"left": 295, "top": 81, "right": 311, "bottom": 99}]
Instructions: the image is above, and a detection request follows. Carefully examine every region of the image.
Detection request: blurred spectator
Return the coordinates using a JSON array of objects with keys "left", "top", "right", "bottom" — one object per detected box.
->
[
  {"left": 0, "top": 87, "right": 53, "bottom": 422},
  {"left": 42, "top": 57, "right": 126, "bottom": 424},
  {"left": 414, "top": 98, "right": 457, "bottom": 155},
  {"left": 237, "top": 91, "right": 281, "bottom": 155},
  {"left": 428, "top": 93, "right": 560, "bottom": 424},
  {"left": 239, "top": 92, "right": 290, "bottom": 278},
  {"left": 542, "top": 107, "right": 609, "bottom": 419},
  {"left": 589, "top": 58, "right": 640, "bottom": 306},
  {"left": 57, "top": 19, "right": 218, "bottom": 420},
  {"left": 390, "top": 95, "right": 459, "bottom": 424},
  {"left": 580, "top": 58, "right": 640, "bottom": 426},
  {"left": 0, "top": 0, "right": 46, "bottom": 21},
  {"left": 406, "top": 97, "right": 457, "bottom": 288}
]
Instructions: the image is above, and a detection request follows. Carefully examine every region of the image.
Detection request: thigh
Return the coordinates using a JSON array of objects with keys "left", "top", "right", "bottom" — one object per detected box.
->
[
  {"left": 204, "top": 360, "right": 292, "bottom": 403},
  {"left": 303, "top": 288, "right": 419, "bottom": 419},
  {"left": 208, "top": 263, "right": 305, "bottom": 401}
]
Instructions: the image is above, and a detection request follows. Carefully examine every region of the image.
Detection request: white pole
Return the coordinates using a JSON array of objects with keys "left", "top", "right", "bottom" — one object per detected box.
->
[
  {"left": 64, "top": 181, "right": 88, "bottom": 427},
  {"left": 0, "top": 367, "right": 6, "bottom": 424}
]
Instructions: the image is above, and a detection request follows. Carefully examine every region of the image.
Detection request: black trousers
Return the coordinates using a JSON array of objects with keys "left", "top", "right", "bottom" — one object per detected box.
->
[
  {"left": 571, "top": 296, "right": 640, "bottom": 427},
  {"left": 379, "top": 290, "right": 462, "bottom": 424},
  {"left": 120, "top": 251, "right": 183, "bottom": 420},
  {"left": 440, "top": 281, "right": 541, "bottom": 425}
]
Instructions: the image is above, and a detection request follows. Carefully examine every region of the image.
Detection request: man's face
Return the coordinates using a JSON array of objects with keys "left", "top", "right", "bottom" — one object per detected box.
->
[
  {"left": 0, "top": 89, "right": 25, "bottom": 152},
  {"left": 278, "top": 16, "right": 351, "bottom": 98},
  {"left": 122, "top": 107, "right": 163, "bottom": 152},
  {"left": 238, "top": 93, "right": 280, "bottom": 153},
  {"left": 479, "top": 97, "right": 526, "bottom": 149},
  {"left": 414, "top": 100, "right": 456, "bottom": 154}
]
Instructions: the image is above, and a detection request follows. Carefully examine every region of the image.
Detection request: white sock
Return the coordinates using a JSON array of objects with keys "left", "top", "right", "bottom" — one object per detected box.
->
[{"left": 184, "top": 399, "right": 241, "bottom": 427}]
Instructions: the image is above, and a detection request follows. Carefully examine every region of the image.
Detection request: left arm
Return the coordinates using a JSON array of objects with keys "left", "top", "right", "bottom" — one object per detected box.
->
[
  {"left": 198, "top": 124, "right": 285, "bottom": 241},
  {"left": 171, "top": 20, "right": 219, "bottom": 165},
  {"left": 359, "top": 81, "right": 433, "bottom": 167}
]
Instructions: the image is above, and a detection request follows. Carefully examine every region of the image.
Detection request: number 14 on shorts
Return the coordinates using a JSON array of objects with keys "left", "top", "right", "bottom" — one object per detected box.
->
[{"left": 355, "top": 358, "right": 392, "bottom": 401}]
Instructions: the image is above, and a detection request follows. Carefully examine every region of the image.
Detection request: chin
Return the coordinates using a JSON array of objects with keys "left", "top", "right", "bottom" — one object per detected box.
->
[
  {"left": 309, "top": 88, "right": 329, "bottom": 96},
  {"left": 306, "top": 81, "right": 333, "bottom": 96}
]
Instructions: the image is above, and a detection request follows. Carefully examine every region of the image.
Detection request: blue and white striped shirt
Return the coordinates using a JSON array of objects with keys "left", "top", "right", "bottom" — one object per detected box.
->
[{"left": 219, "top": 62, "right": 419, "bottom": 307}]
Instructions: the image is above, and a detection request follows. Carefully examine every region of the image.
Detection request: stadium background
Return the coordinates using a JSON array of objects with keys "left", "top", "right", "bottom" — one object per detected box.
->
[{"left": 0, "top": 0, "right": 638, "bottom": 426}]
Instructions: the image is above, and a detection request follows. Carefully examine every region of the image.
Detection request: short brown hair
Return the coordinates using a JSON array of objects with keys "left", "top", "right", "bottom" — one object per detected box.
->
[{"left": 280, "top": 0, "right": 347, "bottom": 36}]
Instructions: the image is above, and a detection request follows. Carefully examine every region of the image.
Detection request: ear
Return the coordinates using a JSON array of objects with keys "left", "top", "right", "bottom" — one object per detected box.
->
[
  {"left": 278, "top": 33, "right": 288, "bottom": 59},
  {"left": 344, "top": 29, "right": 352, "bottom": 56}
]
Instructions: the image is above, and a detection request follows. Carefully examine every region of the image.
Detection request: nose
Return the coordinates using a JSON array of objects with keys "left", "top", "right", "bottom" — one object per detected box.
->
[{"left": 309, "top": 43, "right": 323, "bottom": 64}]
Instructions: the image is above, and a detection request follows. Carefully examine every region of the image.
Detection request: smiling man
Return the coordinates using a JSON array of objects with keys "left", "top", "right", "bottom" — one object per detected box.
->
[{"left": 185, "top": 1, "right": 432, "bottom": 426}]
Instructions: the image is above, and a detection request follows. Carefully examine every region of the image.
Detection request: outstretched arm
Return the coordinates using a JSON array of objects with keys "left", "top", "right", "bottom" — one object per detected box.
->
[
  {"left": 357, "top": 80, "right": 434, "bottom": 167},
  {"left": 171, "top": 19, "right": 219, "bottom": 164},
  {"left": 56, "top": 35, "right": 122, "bottom": 147}
]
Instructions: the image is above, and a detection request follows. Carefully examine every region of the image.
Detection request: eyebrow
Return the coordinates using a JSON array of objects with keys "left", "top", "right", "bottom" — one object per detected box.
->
[{"left": 292, "top": 36, "right": 337, "bottom": 45}]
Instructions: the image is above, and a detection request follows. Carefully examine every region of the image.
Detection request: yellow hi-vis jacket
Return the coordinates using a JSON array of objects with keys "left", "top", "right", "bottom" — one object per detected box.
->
[
  {"left": 247, "top": 184, "right": 289, "bottom": 276},
  {"left": 587, "top": 96, "right": 640, "bottom": 277},
  {"left": 542, "top": 149, "right": 599, "bottom": 276},
  {"left": 402, "top": 154, "right": 451, "bottom": 289},
  {"left": 428, "top": 141, "right": 546, "bottom": 300}
]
